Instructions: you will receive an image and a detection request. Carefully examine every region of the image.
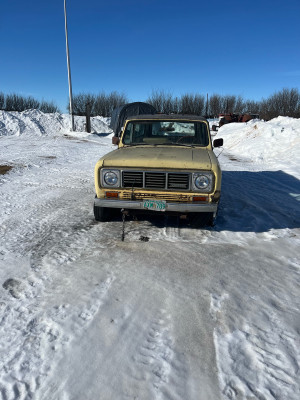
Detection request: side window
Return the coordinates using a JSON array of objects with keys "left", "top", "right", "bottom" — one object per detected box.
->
[
  {"left": 195, "top": 123, "right": 209, "bottom": 146},
  {"left": 123, "top": 123, "right": 133, "bottom": 144}
]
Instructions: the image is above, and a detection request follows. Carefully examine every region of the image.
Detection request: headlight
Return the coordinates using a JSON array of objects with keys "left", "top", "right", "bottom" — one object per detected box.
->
[
  {"left": 195, "top": 175, "right": 209, "bottom": 189},
  {"left": 101, "top": 169, "right": 120, "bottom": 188},
  {"left": 104, "top": 172, "right": 118, "bottom": 185},
  {"left": 192, "top": 172, "right": 214, "bottom": 192}
]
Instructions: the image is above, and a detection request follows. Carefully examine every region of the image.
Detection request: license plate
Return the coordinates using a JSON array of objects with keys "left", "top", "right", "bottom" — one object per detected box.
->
[{"left": 143, "top": 200, "right": 166, "bottom": 212}]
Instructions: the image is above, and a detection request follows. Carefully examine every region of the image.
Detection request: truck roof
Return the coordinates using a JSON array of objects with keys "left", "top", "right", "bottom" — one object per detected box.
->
[{"left": 126, "top": 114, "right": 208, "bottom": 122}]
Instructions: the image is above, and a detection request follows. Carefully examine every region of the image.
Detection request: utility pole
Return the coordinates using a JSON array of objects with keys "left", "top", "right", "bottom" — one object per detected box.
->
[{"left": 64, "top": 0, "right": 75, "bottom": 131}]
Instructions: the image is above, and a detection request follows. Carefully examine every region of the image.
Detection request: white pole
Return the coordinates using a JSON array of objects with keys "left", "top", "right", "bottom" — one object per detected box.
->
[{"left": 64, "top": 0, "right": 75, "bottom": 131}]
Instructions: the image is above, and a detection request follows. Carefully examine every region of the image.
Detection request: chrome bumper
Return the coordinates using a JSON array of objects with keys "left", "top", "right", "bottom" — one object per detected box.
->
[{"left": 94, "top": 198, "right": 218, "bottom": 213}]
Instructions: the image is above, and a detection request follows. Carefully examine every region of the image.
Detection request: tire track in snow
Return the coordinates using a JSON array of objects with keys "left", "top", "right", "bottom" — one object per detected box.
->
[
  {"left": 39, "top": 273, "right": 191, "bottom": 400},
  {"left": 212, "top": 293, "right": 300, "bottom": 400},
  {"left": 131, "top": 308, "right": 177, "bottom": 399},
  {"left": 0, "top": 275, "right": 114, "bottom": 400},
  {"left": 0, "top": 192, "right": 119, "bottom": 399},
  {"left": 0, "top": 213, "right": 119, "bottom": 397}
]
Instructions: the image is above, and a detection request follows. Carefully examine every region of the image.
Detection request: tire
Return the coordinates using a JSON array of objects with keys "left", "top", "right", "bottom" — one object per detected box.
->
[{"left": 94, "top": 204, "right": 111, "bottom": 222}]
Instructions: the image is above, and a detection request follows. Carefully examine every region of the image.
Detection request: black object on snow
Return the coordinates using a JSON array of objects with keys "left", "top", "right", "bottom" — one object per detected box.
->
[{"left": 110, "top": 102, "right": 157, "bottom": 136}]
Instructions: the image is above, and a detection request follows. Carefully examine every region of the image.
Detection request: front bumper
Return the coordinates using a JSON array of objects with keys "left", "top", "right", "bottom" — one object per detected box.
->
[{"left": 94, "top": 198, "right": 218, "bottom": 213}]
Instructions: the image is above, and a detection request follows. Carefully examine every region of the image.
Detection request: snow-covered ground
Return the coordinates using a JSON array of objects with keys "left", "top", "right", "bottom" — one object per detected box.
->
[{"left": 0, "top": 111, "right": 299, "bottom": 400}]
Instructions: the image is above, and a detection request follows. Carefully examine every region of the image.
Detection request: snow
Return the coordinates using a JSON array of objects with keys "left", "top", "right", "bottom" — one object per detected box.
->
[
  {"left": 215, "top": 117, "right": 300, "bottom": 177},
  {"left": 0, "top": 111, "right": 299, "bottom": 399},
  {"left": 0, "top": 109, "right": 112, "bottom": 137}
]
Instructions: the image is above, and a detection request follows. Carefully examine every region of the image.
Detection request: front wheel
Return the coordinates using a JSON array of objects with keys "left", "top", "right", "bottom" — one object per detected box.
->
[{"left": 94, "top": 204, "right": 111, "bottom": 222}]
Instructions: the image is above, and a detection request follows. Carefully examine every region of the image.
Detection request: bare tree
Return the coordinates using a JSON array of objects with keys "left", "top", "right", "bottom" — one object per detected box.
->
[
  {"left": 0, "top": 92, "right": 4, "bottom": 110},
  {"left": 147, "top": 90, "right": 205, "bottom": 115},
  {"left": 71, "top": 93, "right": 96, "bottom": 116},
  {"left": 93, "top": 93, "right": 107, "bottom": 116},
  {"left": 93, "top": 91, "right": 128, "bottom": 117},
  {"left": 179, "top": 94, "right": 205, "bottom": 115},
  {"left": 208, "top": 94, "right": 222, "bottom": 117},
  {"left": 259, "top": 88, "right": 300, "bottom": 120},
  {"left": 70, "top": 88, "right": 300, "bottom": 120},
  {"left": 172, "top": 96, "right": 180, "bottom": 114},
  {"left": 106, "top": 91, "right": 128, "bottom": 115},
  {"left": 146, "top": 89, "right": 167, "bottom": 113},
  {"left": 39, "top": 101, "right": 60, "bottom": 113},
  {"left": 5, "top": 94, "right": 25, "bottom": 111},
  {"left": 272, "top": 88, "right": 300, "bottom": 116},
  {"left": 234, "top": 96, "right": 246, "bottom": 114},
  {"left": 24, "top": 96, "right": 40, "bottom": 110},
  {"left": 4, "top": 94, "right": 41, "bottom": 111},
  {"left": 244, "top": 100, "right": 260, "bottom": 114},
  {"left": 220, "top": 95, "right": 237, "bottom": 114},
  {"left": 161, "top": 92, "right": 175, "bottom": 114}
]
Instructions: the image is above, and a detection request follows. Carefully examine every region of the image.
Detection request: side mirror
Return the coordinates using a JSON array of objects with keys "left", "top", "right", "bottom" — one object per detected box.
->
[
  {"left": 213, "top": 138, "right": 223, "bottom": 148},
  {"left": 112, "top": 136, "right": 120, "bottom": 145}
]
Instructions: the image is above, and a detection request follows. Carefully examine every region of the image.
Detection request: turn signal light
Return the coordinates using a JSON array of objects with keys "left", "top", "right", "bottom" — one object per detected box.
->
[
  {"left": 193, "top": 196, "right": 207, "bottom": 202},
  {"left": 106, "top": 192, "right": 119, "bottom": 198}
]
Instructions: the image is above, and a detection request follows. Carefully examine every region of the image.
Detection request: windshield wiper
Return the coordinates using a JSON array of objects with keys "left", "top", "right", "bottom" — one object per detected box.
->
[
  {"left": 123, "top": 143, "right": 200, "bottom": 148},
  {"left": 159, "top": 143, "right": 196, "bottom": 148},
  {"left": 123, "top": 143, "right": 152, "bottom": 147}
]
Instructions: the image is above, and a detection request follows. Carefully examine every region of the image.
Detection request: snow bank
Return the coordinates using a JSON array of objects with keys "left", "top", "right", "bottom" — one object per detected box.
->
[
  {"left": 216, "top": 117, "right": 300, "bottom": 171},
  {"left": 0, "top": 109, "right": 112, "bottom": 137}
]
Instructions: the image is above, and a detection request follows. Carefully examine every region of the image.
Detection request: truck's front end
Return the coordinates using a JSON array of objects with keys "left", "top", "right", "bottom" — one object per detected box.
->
[{"left": 94, "top": 115, "right": 222, "bottom": 224}]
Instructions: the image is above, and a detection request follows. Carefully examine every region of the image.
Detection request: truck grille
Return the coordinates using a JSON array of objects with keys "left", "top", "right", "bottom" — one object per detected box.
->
[
  {"left": 145, "top": 172, "right": 166, "bottom": 188},
  {"left": 122, "top": 171, "right": 143, "bottom": 187},
  {"left": 122, "top": 171, "right": 190, "bottom": 190},
  {"left": 168, "top": 173, "right": 189, "bottom": 189}
]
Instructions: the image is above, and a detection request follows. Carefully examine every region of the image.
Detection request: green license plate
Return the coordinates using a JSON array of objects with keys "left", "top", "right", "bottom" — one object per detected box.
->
[{"left": 143, "top": 200, "right": 166, "bottom": 212}]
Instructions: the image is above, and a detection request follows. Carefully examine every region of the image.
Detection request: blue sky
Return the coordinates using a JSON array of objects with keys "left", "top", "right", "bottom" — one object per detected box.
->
[{"left": 1, "top": 0, "right": 299, "bottom": 112}]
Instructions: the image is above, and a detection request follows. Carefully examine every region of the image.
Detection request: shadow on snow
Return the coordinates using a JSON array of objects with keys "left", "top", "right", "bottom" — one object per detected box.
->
[
  {"left": 106, "top": 170, "right": 299, "bottom": 234},
  {"left": 215, "top": 170, "right": 300, "bottom": 233}
]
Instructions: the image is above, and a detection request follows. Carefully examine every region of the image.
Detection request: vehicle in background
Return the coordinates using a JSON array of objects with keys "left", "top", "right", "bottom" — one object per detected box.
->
[{"left": 212, "top": 113, "right": 259, "bottom": 131}]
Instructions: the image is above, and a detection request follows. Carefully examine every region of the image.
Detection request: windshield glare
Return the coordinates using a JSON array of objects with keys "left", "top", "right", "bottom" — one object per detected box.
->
[{"left": 122, "top": 120, "right": 209, "bottom": 146}]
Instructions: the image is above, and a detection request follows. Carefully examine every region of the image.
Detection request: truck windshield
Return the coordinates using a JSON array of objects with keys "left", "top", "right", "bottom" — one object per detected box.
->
[{"left": 122, "top": 120, "right": 209, "bottom": 146}]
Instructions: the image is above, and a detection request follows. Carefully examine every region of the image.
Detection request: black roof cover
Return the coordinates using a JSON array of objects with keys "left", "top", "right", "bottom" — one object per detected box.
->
[
  {"left": 110, "top": 102, "right": 157, "bottom": 135},
  {"left": 126, "top": 114, "right": 208, "bottom": 122}
]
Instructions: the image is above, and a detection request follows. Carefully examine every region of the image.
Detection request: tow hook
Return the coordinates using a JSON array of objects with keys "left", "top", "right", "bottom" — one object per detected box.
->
[{"left": 121, "top": 209, "right": 129, "bottom": 241}]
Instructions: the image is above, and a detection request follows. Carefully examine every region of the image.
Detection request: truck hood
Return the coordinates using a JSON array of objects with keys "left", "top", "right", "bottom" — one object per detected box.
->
[{"left": 101, "top": 146, "right": 212, "bottom": 170}]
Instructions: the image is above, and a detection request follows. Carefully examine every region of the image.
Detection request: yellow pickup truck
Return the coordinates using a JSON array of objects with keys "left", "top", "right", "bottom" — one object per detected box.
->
[{"left": 94, "top": 114, "right": 223, "bottom": 225}]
